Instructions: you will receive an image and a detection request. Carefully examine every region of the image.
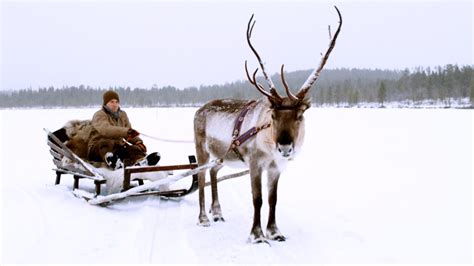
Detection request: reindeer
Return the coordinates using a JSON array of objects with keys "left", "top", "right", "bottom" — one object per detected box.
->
[{"left": 193, "top": 6, "right": 342, "bottom": 243}]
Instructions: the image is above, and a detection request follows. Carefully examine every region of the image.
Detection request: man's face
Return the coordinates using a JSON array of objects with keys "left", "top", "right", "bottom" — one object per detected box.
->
[{"left": 106, "top": 99, "right": 120, "bottom": 113}]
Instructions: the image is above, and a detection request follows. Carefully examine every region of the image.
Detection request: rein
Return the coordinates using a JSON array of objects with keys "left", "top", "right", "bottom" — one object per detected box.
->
[
  {"left": 141, "top": 100, "right": 270, "bottom": 163},
  {"left": 139, "top": 133, "right": 194, "bottom": 144}
]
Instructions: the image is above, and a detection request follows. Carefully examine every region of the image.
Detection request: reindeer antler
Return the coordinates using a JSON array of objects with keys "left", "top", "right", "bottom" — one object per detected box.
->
[
  {"left": 245, "top": 14, "right": 282, "bottom": 101},
  {"left": 280, "top": 64, "right": 298, "bottom": 101},
  {"left": 245, "top": 8, "right": 342, "bottom": 103},
  {"left": 245, "top": 60, "right": 274, "bottom": 98},
  {"left": 296, "top": 6, "right": 342, "bottom": 100}
]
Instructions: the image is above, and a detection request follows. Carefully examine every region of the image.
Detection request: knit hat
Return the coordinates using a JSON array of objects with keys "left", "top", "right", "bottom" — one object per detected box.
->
[{"left": 103, "top": 90, "right": 120, "bottom": 105}]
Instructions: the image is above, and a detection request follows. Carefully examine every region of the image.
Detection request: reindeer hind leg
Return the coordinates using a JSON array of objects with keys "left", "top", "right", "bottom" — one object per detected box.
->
[
  {"left": 210, "top": 164, "right": 224, "bottom": 222},
  {"left": 195, "top": 131, "right": 211, "bottom": 227}
]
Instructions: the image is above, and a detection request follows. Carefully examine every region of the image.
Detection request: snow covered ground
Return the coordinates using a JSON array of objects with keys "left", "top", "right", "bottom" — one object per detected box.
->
[{"left": 1, "top": 107, "right": 472, "bottom": 264}]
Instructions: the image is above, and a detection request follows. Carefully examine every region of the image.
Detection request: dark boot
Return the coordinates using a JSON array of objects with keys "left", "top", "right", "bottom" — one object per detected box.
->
[{"left": 135, "top": 152, "right": 161, "bottom": 166}]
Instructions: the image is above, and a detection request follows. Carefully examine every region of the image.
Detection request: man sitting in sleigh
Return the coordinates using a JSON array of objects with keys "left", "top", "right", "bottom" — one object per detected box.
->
[{"left": 53, "top": 90, "right": 160, "bottom": 169}]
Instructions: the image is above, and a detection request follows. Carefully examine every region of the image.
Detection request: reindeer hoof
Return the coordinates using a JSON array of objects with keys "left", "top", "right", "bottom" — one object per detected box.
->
[
  {"left": 252, "top": 238, "right": 271, "bottom": 246},
  {"left": 270, "top": 235, "right": 286, "bottom": 242},
  {"left": 266, "top": 228, "right": 286, "bottom": 241},
  {"left": 210, "top": 205, "right": 224, "bottom": 222},
  {"left": 197, "top": 220, "right": 210, "bottom": 227},
  {"left": 213, "top": 216, "right": 225, "bottom": 222},
  {"left": 197, "top": 215, "right": 211, "bottom": 227},
  {"left": 257, "top": 239, "right": 271, "bottom": 246},
  {"left": 247, "top": 235, "right": 270, "bottom": 245}
]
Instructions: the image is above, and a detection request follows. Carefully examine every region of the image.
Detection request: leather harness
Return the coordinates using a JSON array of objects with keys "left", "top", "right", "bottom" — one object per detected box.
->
[{"left": 229, "top": 100, "right": 271, "bottom": 162}]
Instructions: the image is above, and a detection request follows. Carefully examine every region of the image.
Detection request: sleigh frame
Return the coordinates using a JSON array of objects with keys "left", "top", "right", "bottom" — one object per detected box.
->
[{"left": 45, "top": 128, "right": 200, "bottom": 200}]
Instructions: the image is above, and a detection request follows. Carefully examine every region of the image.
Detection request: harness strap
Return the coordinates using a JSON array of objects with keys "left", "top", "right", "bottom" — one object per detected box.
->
[
  {"left": 232, "top": 123, "right": 271, "bottom": 147},
  {"left": 228, "top": 101, "right": 271, "bottom": 162},
  {"left": 232, "top": 100, "right": 257, "bottom": 139}
]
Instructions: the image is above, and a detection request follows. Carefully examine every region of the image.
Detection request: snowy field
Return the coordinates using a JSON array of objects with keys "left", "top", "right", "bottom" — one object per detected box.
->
[{"left": 1, "top": 107, "right": 472, "bottom": 264}]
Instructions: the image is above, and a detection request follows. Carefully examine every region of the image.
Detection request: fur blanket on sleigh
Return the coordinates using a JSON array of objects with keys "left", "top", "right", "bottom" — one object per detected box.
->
[{"left": 57, "top": 120, "right": 170, "bottom": 194}]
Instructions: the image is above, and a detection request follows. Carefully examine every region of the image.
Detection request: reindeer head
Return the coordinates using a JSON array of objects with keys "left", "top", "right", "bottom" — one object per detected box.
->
[{"left": 245, "top": 6, "right": 342, "bottom": 159}]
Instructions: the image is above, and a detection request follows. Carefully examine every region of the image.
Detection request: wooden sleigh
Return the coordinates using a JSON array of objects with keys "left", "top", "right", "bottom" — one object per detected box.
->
[{"left": 44, "top": 128, "right": 203, "bottom": 202}]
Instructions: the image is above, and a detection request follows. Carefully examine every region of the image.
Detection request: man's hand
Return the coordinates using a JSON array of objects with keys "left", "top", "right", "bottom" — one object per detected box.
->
[
  {"left": 127, "top": 128, "right": 140, "bottom": 141},
  {"left": 135, "top": 141, "right": 147, "bottom": 153}
]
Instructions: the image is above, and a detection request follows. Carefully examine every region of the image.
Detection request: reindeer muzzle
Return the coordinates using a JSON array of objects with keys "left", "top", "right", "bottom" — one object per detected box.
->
[{"left": 276, "top": 143, "right": 294, "bottom": 158}]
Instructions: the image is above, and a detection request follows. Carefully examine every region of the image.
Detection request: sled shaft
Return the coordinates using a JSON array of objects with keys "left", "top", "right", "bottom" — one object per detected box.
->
[
  {"left": 125, "top": 164, "right": 198, "bottom": 172},
  {"left": 123, "top": 163, "right": 198, "bottom": 191},
  {"left": 88, "top": 159, "right": 222, "bottom": 205}
]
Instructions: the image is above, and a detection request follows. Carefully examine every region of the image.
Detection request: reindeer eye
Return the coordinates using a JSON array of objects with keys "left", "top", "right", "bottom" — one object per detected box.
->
[
  {"left": 271, "top": 113, "right": 276, "bottom": 119},
  {"left": 297, "top": 114, "right": 304, "bottom": 121}
]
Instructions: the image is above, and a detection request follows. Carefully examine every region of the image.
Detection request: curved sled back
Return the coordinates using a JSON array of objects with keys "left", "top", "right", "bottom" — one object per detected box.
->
[{"left": 45, "top": 128, "right": 106, "bottom": 194}]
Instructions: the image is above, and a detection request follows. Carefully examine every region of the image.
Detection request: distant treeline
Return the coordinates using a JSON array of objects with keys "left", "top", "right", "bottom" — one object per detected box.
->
[{"left": 1, "top": 65, "right": 473, "bottom": 108}]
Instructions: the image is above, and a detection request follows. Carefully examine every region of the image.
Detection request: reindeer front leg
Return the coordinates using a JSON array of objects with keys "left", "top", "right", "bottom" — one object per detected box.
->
[
  {"left": 266, "top": 164, "right": 286, "bottom": 241},
  {"left": 248, "top": 162, "right": 267, "bottom": 243}
]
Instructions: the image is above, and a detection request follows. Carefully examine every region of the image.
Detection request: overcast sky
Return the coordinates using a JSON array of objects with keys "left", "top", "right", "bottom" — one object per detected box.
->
[{"left": 1, "top": 0, "right": 472, "bottom": 91}]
